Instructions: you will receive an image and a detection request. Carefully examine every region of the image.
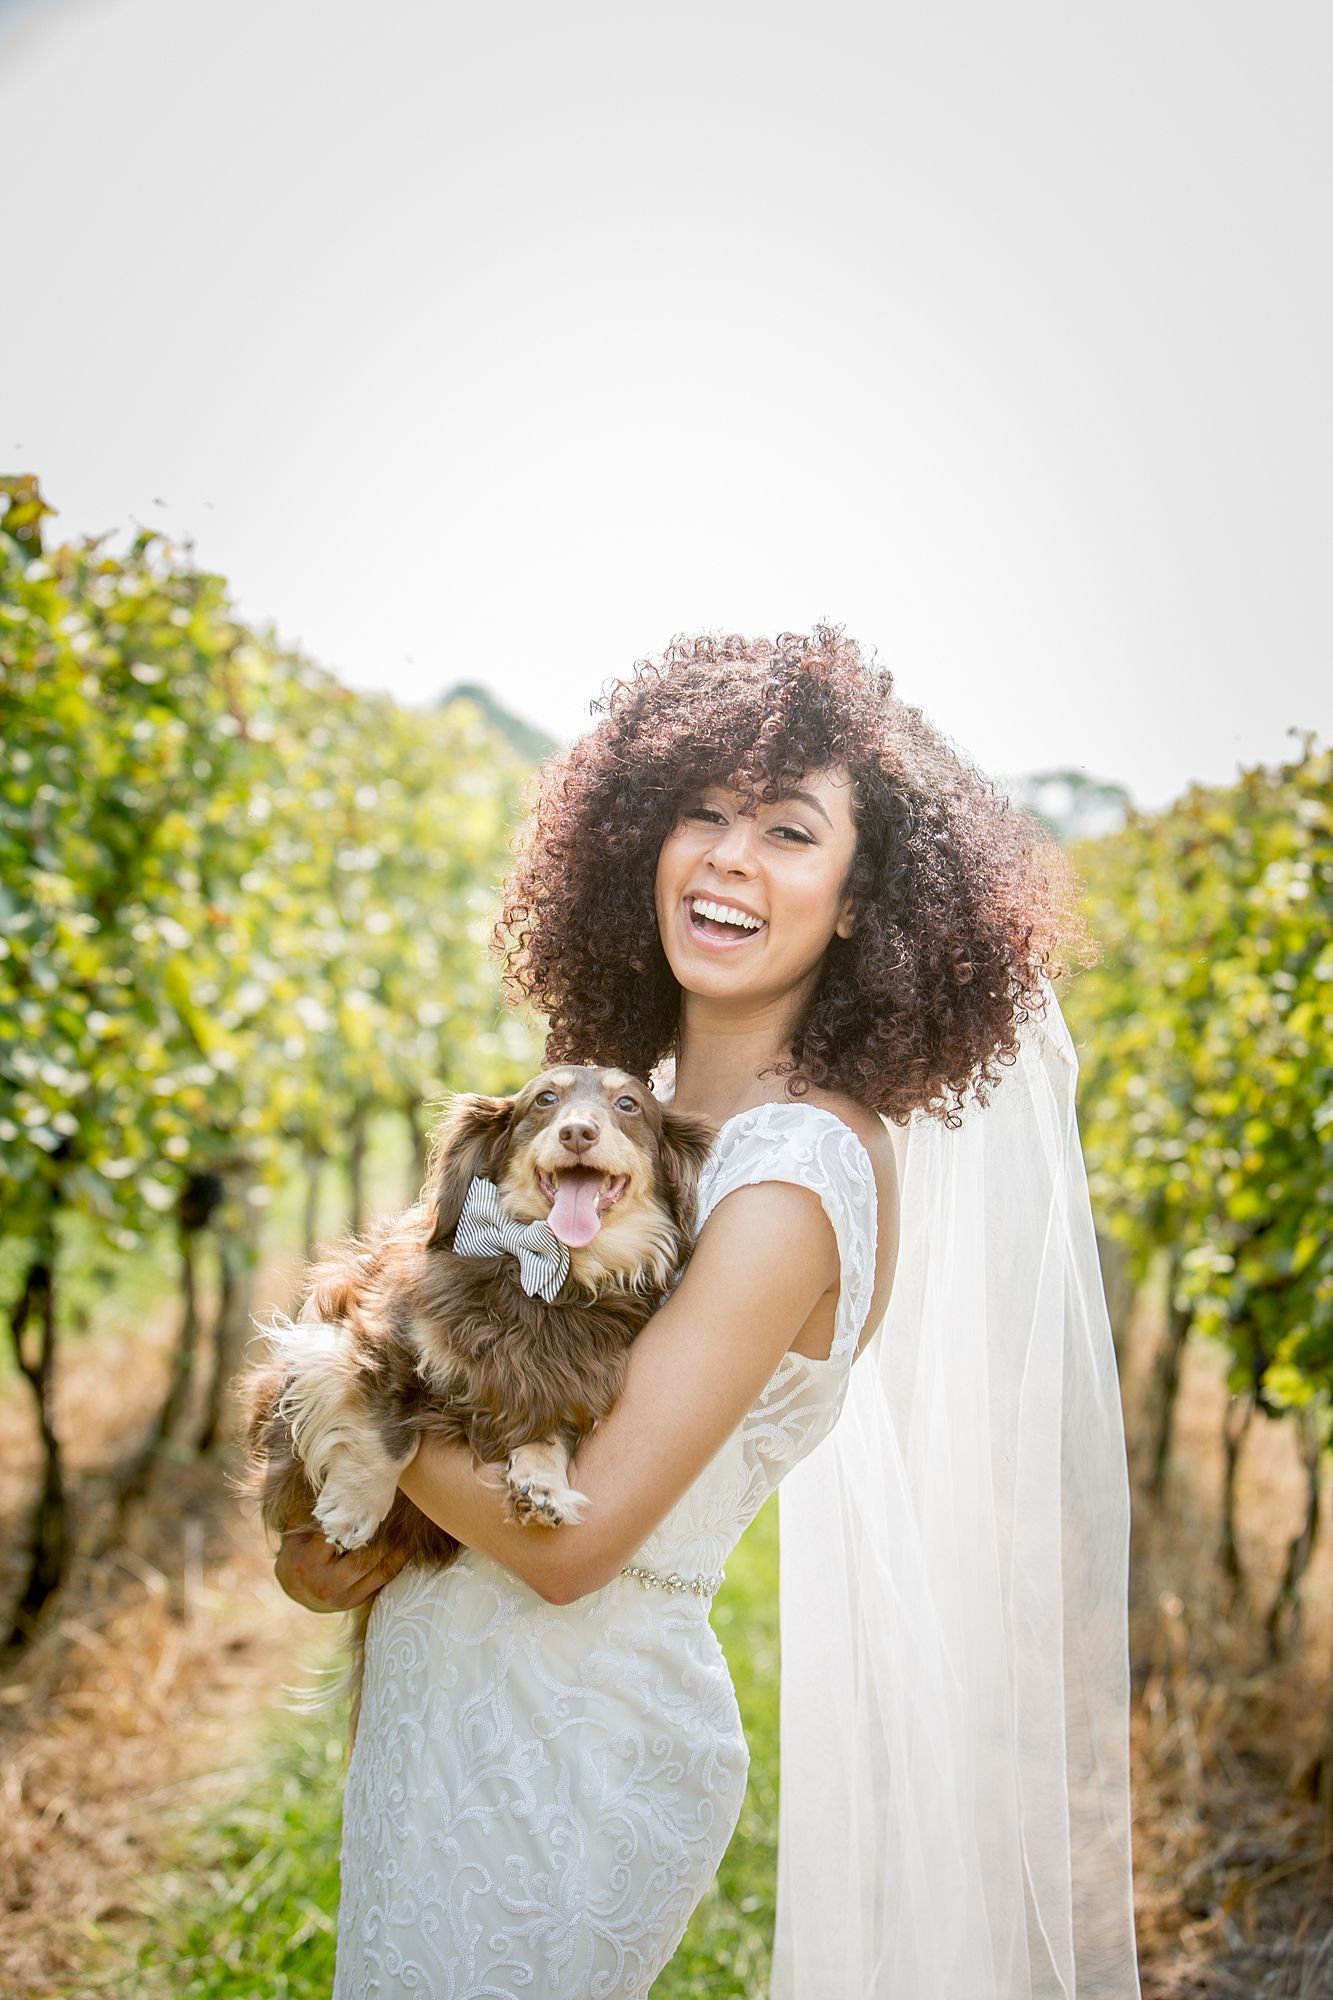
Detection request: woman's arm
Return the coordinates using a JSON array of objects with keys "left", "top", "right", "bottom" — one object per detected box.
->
[{"left": 396, "top": 1176, "right": 842, "bottom": 1603}]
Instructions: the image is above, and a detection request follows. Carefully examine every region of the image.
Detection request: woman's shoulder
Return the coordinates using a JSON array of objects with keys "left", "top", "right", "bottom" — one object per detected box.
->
[
  {"left": 791, "top": 1092, "right": 898, "bottom": 1341},
  {"left": 708, "top": 1091, "right": 895, "bottom": 1234},
  {"left": 782, "top": 1088, "right": 894, "bottom": 1176},
  {"left": 698, "top": 1090, "right": 895, "bottom": 1339},
  {"left": 708, "top": 1091, "right": 894, "bottom": 1202}
]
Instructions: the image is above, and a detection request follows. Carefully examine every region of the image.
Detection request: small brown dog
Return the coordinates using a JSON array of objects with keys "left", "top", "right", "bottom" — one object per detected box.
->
[{"left": 243, "top": 1066, "right": 714, "bottom": 1588}]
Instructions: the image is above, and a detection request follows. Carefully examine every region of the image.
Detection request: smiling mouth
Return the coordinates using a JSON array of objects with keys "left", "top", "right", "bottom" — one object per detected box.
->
[
  {"left": 686, "top": 896, "right": 767, "bottom": 944},
  {"left": 537, "top": 1167, "right": 630, "bottom": 1248}
]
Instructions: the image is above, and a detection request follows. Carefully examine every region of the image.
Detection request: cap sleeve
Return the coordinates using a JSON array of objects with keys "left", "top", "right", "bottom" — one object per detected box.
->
[{"left": 697, "top": 1104, "right": 879, "bottom": 1362}]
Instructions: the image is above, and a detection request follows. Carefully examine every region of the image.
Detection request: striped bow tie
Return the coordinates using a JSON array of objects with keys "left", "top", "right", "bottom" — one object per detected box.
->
[{"left": 452, "top": 1176, "right": 571, "bottom": 1302}]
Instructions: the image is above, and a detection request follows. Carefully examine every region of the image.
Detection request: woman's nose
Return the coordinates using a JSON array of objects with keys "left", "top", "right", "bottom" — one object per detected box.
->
[{"left": 705, "top": 817, "right": 758, "bottom": 875}]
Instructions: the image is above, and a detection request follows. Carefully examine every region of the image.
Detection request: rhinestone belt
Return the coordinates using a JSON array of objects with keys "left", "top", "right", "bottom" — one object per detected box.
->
[{"left": 620, "top": 1562, "right": 725, "bottom": 1599}]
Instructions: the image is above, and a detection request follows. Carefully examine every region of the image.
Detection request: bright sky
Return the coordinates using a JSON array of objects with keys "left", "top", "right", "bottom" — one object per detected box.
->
[{"left": 2, "top": 0, "right": 1329, "bottom": 808}]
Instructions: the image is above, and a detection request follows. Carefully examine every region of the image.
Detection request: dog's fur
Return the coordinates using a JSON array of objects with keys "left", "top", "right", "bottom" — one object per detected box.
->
[{"left": 242, "top": 1067, "right": 715, "bottom": 1610}]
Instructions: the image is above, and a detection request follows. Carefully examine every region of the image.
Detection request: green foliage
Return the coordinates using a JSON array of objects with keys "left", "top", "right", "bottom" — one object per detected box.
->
[
  {"left": 0, "top": 478, "right": 542, "bottom": 1269},
  {"left": 1066, "top": 737, "right": 1333, "bottom": 1423},
  {"left": 120, "top": 1501, "right": 781, "bottom": 1998}
]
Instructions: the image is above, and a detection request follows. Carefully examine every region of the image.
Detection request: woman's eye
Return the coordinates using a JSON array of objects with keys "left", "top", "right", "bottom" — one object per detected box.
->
[
  {"left": 616, "top": 1095, "right": 640, "bottom": 1114},
  {"left": 773, "top": 824, "right": 814, "bottom": 844},
  {"left": 683, "top": 806, "right": 726, "bottom": 825}
]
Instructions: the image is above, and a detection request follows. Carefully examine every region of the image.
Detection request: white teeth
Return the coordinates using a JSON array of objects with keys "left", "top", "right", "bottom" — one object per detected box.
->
[{"left": 690, "top": 897, "right": 763, "bottom": 932}]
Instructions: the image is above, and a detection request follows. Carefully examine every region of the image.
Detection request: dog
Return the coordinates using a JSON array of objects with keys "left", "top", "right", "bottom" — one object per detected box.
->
[{"left": 242, "top": 1066, "right": 715, "bottom": 1599}]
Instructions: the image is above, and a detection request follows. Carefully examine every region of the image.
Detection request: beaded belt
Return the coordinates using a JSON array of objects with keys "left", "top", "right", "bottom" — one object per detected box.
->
[{"left": 619, "top": 1562, "right": 725, "bottom": 1599}]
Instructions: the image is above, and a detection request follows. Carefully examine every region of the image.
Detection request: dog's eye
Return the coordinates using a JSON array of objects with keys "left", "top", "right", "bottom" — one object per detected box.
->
[
  {"left": 615, "top": 1095, "right": 640, "bottom": 1114},
  {"left": 534, "top": 1089, "right": 559, "bottom": 1107}
]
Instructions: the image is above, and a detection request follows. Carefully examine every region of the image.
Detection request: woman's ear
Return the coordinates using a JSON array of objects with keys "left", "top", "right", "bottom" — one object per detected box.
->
[
  {"left": 657, "top": 1109, "right": 718, "bottom": 1236},
  {"left": 835, "top": 897, "right": 856, "bottom": 941},
  {"left": 425, "top": 1094, "right": 518, "bottom": 1246}
]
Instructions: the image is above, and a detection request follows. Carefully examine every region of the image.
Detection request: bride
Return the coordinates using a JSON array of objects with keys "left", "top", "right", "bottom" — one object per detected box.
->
[{"left": 276, "top": 626, "right": 1140, "bottom": 1998}]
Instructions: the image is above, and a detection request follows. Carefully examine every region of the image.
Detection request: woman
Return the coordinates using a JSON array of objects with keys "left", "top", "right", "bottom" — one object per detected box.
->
[{"left": 277, "top": 627, "right": 1139, "bottom": 1998}]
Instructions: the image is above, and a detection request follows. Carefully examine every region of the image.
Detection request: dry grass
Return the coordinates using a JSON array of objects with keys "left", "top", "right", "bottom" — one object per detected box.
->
[
  {"left": 1122, "top": 1287, "right": 1333, "bottom": 1999},
  {"left": 0, "top": 1254, "right": 325, "bottom": 2000}
]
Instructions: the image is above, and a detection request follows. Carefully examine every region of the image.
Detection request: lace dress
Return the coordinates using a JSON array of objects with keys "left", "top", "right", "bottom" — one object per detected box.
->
[{"left": 333, "top": 1102, "right": 878, "bottom": 1999}]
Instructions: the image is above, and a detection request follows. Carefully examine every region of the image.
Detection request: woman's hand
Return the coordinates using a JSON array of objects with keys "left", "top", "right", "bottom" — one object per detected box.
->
[{"left": 273, "top": 1525, "right": 408, "bottom": 1612}]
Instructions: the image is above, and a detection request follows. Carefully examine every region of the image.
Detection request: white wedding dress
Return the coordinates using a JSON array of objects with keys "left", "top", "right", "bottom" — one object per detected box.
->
[{"left": 333, "top": 1101, "right": 879, "bottom": 1999}]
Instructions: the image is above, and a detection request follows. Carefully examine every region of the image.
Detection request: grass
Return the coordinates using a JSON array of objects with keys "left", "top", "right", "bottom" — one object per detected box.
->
[
  {"left": 118, "top": 1498, "right": 781, "bottom": 1999},
  {"left": 652, "top": 1496, "right": 781, "bottom": 1998},
  {"left": 130, "top": 1724, "right": 346, "bottom": 1999}
]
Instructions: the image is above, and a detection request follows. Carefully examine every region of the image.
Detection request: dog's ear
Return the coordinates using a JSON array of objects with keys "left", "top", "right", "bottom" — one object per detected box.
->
[
  {"left": 425, "top": 1094, "right": 519, "bottom": 1247},
  {"left": 657, "top": 1109, "right": 717, "bottom": 1236}
]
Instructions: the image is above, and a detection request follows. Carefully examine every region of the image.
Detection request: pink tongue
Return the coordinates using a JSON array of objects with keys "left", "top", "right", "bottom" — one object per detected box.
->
[{"left": 548, "top": 1169, "right": 604, "bottom": 1248}]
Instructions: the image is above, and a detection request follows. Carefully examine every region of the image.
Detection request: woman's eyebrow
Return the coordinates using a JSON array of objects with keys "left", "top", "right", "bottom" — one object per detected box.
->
[
  {"left": 691, "top": 784, "right": 834, "bottom": 829},
  {"left": 775, "top": 789, "right": 833, "bottom": 829}
]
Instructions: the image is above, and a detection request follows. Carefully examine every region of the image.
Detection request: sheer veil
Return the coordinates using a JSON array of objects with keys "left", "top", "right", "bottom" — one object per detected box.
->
[{"left": 774, "top": 985, "right": 1141, "bottom": 1998}]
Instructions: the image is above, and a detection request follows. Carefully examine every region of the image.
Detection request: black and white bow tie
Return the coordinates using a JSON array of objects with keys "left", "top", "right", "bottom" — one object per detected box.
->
[{"left": 452, "top": 1176, "right": 570, "bottom": 1301}]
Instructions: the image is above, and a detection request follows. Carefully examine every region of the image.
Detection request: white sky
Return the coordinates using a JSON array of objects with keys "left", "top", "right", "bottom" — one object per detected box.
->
[{"left": 2, "top": 0, "right": 1329, "bottom": 808}]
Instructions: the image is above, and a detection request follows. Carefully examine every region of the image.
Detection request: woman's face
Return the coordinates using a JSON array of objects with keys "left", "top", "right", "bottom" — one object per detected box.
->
[{"left": 654, "top": 766, "right": 859, "bottom": 1014}]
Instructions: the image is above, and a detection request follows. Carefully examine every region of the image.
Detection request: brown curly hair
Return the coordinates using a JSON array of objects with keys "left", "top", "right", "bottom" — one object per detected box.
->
[{"left": 496, "top": 625, "right": 1075, "bottom": 1124}]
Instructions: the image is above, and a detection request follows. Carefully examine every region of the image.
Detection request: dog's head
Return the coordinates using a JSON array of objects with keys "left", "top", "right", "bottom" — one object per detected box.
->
[{"left": 426, "top": 1066, "right": 715, "bottom": 1295}]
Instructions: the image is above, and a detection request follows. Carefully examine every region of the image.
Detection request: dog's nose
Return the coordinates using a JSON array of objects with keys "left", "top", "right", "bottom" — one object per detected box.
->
[{"left": 558, "top": 1114, "right": 600, "bottom": 1154}]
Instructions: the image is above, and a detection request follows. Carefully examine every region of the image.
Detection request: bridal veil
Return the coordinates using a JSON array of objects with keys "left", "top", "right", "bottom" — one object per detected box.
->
[{"left": 774, "top": 986, "right": 1140, "bottom": 1997}]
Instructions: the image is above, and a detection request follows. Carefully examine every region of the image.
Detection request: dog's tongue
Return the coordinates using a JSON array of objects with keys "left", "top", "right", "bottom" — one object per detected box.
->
[{"left": 548, "top": 1168, "right": 604, "bottom": 1248}]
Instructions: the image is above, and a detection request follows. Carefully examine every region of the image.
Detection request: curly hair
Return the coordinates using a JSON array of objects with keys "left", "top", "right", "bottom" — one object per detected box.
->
[{"left": 496, "top": 625, "right": 1076, "bottom": 1124}]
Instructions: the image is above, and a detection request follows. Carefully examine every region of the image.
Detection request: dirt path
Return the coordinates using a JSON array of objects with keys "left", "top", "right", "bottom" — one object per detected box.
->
[{"left": 0, "top": 1253, "right": 337, "bottom": 2000}]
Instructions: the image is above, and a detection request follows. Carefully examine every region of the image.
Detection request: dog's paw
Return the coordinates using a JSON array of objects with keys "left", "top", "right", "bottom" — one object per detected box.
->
[
  {"left": 313, "top": 1488, "right": 384, "bottom": 1553},
  {"left": 505, "top": 1455, "right": 589, "bottom": 1530},
  {"left": 509, "top": 1478, "right": 590, "bottom": 1529}
]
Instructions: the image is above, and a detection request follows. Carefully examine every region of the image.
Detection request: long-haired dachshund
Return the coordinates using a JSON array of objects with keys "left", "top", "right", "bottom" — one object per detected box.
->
[{"left": 242, "top": 1067, "right": 715, "bottom": 1595}]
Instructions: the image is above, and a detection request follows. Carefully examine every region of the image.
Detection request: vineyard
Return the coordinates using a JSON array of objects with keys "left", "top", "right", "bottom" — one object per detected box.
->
[
  {"left": 1069, "top": 742, "right": 1332, "bottom": 1659},
  {"left": 1, "top": 477, "right": 1330, "bottom": 1996},
  {"left": 0, "top": 473, "right": 541, "bottom": 1650},
  {"left": 1063, "top": 742, "right": 1333, "bottom": 1995}
]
